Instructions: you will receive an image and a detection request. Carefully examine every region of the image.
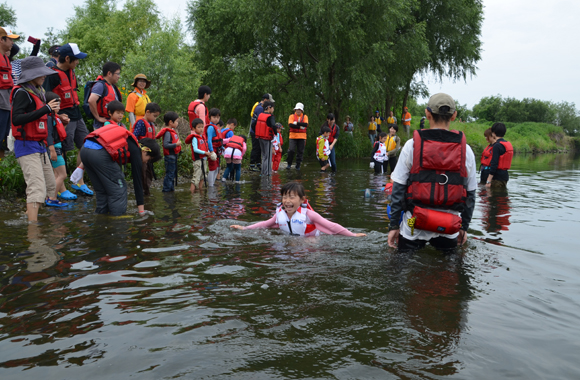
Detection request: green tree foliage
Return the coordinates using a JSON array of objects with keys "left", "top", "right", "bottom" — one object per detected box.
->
[
  {"left": 188, "top": 0, "right": 483, "bottom": 128},
  {"left": 0, "top": 1, "right": 16, "bottom": 27}
]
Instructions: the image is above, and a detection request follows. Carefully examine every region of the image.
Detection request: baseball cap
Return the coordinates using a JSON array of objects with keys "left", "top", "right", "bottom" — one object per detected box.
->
[
  {"left": 0, "top": 27, "right": 19, "bottom": 39},
  {"left": 262, "top": 93, "right": 275, "bottom": 103},
  {"left": 57, "top": 43, "right": 88, "bottom": 59},
  {"left": 427, "top": 93, "right": 456, "bottom": 115}
]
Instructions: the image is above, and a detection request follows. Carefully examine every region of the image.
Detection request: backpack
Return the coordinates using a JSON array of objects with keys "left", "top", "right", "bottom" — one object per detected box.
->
[{"left": 82, "top": 80, "right": 108, "bottom": 119}]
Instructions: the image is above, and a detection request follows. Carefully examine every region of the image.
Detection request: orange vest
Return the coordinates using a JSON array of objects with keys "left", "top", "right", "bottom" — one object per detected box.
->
[
  {"left": 85, "top": 123, "right": 138, "bottom": 165},
  {"left": 288, "top": 113, "right": 308, "bottom": 139},
  {"left": 255, "top": 113, "right": 273, "bottom": 140},
  {"left": 10, "top": 87, "right": 48, "bottom": 142},
  {"left": 188, "top": 99, "right": 209, "bottom": 128},
  {"left": 0, "top": 54, "right": 13, "bottom": 90},
  {"left": 156, "top": 127, "right": 182, "bottom": 156},
  {"left": 51, "top": 67, "right": 79, "bottom": 109}
]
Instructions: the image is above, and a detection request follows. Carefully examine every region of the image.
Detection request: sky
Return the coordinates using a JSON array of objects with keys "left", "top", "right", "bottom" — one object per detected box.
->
[{"left": 7, "top": 0, "right": 580, "bottom": 109}]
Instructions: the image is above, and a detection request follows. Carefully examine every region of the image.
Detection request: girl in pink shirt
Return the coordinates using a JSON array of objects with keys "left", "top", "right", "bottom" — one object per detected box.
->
[{"left": 231, "top": 182, "right": 366, "bottom": 237}]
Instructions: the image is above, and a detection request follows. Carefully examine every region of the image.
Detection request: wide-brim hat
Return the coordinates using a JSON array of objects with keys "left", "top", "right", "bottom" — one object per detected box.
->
[
  {"left": 16, "top": 56, "right": 56, "bottom": 85},
  {"left": 132, "top": 74, "right": 151, "bottom": 88}
]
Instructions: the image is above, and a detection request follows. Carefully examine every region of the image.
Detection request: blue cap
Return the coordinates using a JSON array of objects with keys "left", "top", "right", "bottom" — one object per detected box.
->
[{"left": 57, "top": 43, "right": 87, "bottom": 59}]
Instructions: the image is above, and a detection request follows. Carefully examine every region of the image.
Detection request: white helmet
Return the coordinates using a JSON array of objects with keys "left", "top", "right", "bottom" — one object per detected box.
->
[{"left": 294, "top": 102, "right": 304, "bottom": 111}]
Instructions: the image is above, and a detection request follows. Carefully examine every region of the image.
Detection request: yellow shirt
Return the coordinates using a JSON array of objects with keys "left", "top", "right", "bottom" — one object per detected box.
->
[
  {"left": 387, "top": 116, "right": 395, "bottom": 124},
  {"left": 125, "top": 88, "right": 151, "bottom": 121}
]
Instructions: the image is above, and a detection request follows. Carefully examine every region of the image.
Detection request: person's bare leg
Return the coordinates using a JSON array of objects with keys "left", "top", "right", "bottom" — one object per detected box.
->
[
  {"left": 26, "top": 202, "right": 40, "bottom": 222},
  {"left": 53, "top": 166, "right": 67, "bottom": 197},
  {"left": 75, "top": 151, "right": 86, "bottom": 186}
]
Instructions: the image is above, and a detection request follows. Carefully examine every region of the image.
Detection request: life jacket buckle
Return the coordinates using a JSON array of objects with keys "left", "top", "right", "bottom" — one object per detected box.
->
[{"left": 438, "top": 174, "right": 449, "bottom": 185}]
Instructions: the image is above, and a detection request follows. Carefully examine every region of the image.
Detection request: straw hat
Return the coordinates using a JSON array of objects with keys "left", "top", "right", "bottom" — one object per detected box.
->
[{"left": 132, "top": 74, "right": 151, "bottom": 88}]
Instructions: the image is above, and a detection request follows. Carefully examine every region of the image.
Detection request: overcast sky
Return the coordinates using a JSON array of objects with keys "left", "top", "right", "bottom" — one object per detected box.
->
[{"left": 8, "top": 0, "right": 580, "bottom": 109}]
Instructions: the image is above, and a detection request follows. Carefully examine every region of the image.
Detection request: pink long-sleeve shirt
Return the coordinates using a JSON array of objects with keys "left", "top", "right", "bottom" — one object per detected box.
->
[
  {"left": 244, "top": 209, "right": 357, "bottom": 237},
  {"left": 222, "top": 138, "right": 247, "bottom": 160}
]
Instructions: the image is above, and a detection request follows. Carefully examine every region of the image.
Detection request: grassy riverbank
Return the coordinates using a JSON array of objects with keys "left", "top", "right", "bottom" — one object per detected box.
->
[{"left": 1, "top": 120, "right": 577, "bottom": 197}]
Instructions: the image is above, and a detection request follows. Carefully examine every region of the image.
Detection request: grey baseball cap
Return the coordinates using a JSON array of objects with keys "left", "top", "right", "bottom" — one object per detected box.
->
[{"left": 428, "top": 93, "right": 456, "bottom": 115}]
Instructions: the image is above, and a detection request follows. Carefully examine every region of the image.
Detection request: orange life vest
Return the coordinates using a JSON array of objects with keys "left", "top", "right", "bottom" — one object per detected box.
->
[
  {"left": 137, "top": 119, "right": 156, "bottom": 140},
  {"left": 85, "top": 123, "right": 138, "bottom": 165},
  {"left": 188, "top": 99, "right": 209, "bottom": 128},
  {"left": 204, "top": 123, "right": 223, "bottom": 152},
  {"left": 51, "top": 67, "right": 79, "bottom": 109},
  {"left": 155, "top": 127, "right": 182, "bottom": 156},
  {"left": 497, "top": 140, "right": 513, "bottom": 170},
  {"left": 481, "top": 144, "right": 493, "bottom": 166},
  {"left": 10, "top": 86, "right": 48, "bottom": 142},
  {"left": 255, "top": 113, "right": 273, "bottom": 140},
  {"left": 288, "top": 113, "right": 307, "bottom": 135},
  {"left": 53, "top": 115, "right": 67, "bottom": 142}
]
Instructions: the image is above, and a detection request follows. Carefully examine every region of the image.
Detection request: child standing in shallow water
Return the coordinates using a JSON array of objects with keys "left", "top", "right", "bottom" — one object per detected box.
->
[{"left": 231, "top": 182, "right": 366, "bottom": 237}]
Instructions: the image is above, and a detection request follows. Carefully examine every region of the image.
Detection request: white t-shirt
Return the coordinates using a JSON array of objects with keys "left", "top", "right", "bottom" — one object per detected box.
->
[{"left": 391, "top": 136, "right": 477, "bottom": 240}]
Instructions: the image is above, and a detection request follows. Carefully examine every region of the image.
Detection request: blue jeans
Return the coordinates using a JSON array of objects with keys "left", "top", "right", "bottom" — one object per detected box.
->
[
  {"left": 223, "top": 162, "right": 241, "bottom": 181},
  {"left": 329, "top": 146, "right": 337, "bottom": 172},
  {"left": 369, "top": 133, "right": 376, "bottom": 145},
  {"left": 163, "top": 155, "right": 177, "bottom": 192}
]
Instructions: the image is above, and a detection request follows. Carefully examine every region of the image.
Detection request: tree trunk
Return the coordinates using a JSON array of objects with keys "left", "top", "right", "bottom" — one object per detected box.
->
[{"left": 401, "top": 79, "right": 411, "bottom": 121}]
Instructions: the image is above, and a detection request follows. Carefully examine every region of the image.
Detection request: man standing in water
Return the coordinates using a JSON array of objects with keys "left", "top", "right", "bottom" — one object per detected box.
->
[{"left": 388, "top": 93, "right": 477, "bottom": 252}]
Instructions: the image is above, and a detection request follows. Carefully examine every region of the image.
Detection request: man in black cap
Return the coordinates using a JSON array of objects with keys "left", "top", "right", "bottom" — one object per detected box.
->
[
  {"left": 387, "top": 93, "right": 477, "bottom": 253},
  {"left": 249, "top": 93, "right": 274, "bottom": 171},
  {"left": 43, "top": 43, "right": 93, "bottom": 195}
]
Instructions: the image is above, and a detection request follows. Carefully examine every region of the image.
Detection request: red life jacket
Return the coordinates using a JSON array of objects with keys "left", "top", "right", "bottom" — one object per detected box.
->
[
  {"left": 204, "top": 123, "right": 223, "bottom": 151},
  {"left": 51, "top": 67, "right": 79, "bottom": 109},
  {"left": 328, "top": 123, "right": 338, "bottom": 144},
  {"left": 497, "top": 140, "right": 513, "bottom": 170},
  {"left": 225, "top": 135, "right": 245, "bottom": 150},
  {"left": 85, "top": 123, "right": 138, "bottom": 165},
  {"left": 136, "top": 119, "right": 156, "bottom": 140},
  {"left": 94, "top": 75, "right": 122, "bottom": 118},
  {"left": 0, "top": 54, "right": 13, "bottom": 90},
  {"left": 185, "top": 132, "right": 209, "bottom": 161},
  {"left": 188, "top": 99, "right": 209, "bottom": 128},
  {"left": 255, "top": 112, "right": 273, "bottom": 140},
  {"left": 289, "top": 113, "right": 307, "bottom": 134},
  {"left": 481, "top": 144, "right": 493, "bottom": 166},
  {"left": 406, "top": 129, "right": 467, "bottom": 212},
  {"left": 221, "top": 128, "right": 232, "bottom": 138},
  {"left": 54, "top": 115, "right": 67, "bottom": 142},
  {"left": 155, "top": 127, "right": 182, "bottom": 156},
  {"left": 10, "top": 87, "right": 49, "bottom": 142}
]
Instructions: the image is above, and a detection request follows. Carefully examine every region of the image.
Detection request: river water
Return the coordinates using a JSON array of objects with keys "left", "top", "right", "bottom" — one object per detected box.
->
[{"left": 1, "top": 154, "right": 579, "bottom": 379}]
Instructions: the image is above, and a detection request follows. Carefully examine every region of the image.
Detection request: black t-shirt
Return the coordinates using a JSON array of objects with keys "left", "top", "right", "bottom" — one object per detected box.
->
[{"left": 43, "top": 68, "right": 82, "bottom": 121}]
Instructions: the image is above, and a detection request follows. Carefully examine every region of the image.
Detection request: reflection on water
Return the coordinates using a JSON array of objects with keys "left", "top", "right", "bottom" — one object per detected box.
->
[{"left": 0, "top": 154, "right": 579, "bottom": 378}]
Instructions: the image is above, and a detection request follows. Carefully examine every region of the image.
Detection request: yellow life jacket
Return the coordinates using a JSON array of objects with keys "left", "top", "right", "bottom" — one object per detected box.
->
[{"left": 133, "top": 90, "right": 151, "bottom": 117}]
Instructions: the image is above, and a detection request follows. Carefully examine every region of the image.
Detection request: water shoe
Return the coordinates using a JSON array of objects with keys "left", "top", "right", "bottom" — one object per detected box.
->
[
  {"left": 58, "top": 190, "right": 77, "bottom": 200},
  {"left": 45, "top": 199, "right": 68, "bottom": 207},
  {"left": 72, "top": 184, "right": 94, "bottom": 196}
]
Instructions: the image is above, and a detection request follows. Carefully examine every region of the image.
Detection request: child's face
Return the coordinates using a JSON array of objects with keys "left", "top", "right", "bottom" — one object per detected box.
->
[
  {"left": 168, "top": 119, "right": 178, "bottom": 129},
  {"left": 111, "top": 110, "right": 124, "bottom": 124},
  {"left": 380, "top": 136, "right": 387, "bottom": 143},
  {"left": 146, "top": 111, "right": 159, "bottom": 122},
  {"left": 323, "top": 132, "right": 330, "bottom": 139},
  {"left": 210, "top": 115, "right": 220, "bottom": 124},
  {"left": 389, "top": 127, "right": 397, "bottom": 135},
  {"left": 282, "top": 191, "right": 305, "bottom": 217},
  {"left": 227, "top": 123, "right": 236, "bottom": 130},
  {"left": 194, "top": 123, "right": 204, "bottom": 135}
]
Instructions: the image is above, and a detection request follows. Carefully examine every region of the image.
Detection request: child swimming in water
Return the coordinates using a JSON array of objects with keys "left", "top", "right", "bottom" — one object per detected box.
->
[{"left": 230, "top": 182, "right": 366, "bottom": 237}]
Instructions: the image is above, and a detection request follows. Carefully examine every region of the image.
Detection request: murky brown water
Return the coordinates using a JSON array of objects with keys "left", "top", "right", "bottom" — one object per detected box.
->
[{"left": 1, "top": 153, "right": 579, "bottom": 379}]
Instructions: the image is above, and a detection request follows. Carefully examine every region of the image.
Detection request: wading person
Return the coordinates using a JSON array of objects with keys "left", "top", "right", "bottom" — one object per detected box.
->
[
  {"left": 125, "top": 74, "right": 151, "bottom": 128},
  {"left": 11, "top": 57, "right": 68, "bottom": 222},
  {"left": 0, "top": 27, "right": 19, "bottom": 159},
  {"left": 388, "top": 93, "right": 477, "bottom": 253},
  {"left": 286, "top": 102, "right": 308, "bottom": 170},
  {"left": 74, "top": 124, "right": 161, "bottom": 216},
  {"left": 253, "top": 101, "right": 276, "bottom": 176},
  {"left": 188, "top": 85, "right": 211, "bottom": 131},
  {"left": 485, "top": 123, "right": 513, "bottom": 188},
  {"left": 386, "top": 124, "right": 401, "bottom": 173},
  {"left": 479, "top": 128, "right": 495, "bottom": 184},
  {"left": 402, "top": 106, "right": 412, "bottom": 136},
  {"left": 43, "top": 43, "right": 93, "bottom": 196},
  {"left": 249, "top": 93, "right": 274, "bottom": 171},
  {"left": 320, "top": 113, "right": 339, "bottom": 172},
  {"left": 87, "top": 61, "right": 122, "bottom": 130}
]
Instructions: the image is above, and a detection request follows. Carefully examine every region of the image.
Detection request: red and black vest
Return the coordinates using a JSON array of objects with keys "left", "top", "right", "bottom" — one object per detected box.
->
[
  {"left": 204, "top": 123, "right": 223, "bottom": 151},
  {"left": 0, "top": 54, "right": 13, "bottom": 90},
  {"left": 155, "top": 127, "right": 182, "bottom": 156},
  {"left": 10, "top": 86, "right": 48, "bottom": 142},
  {"left": 137, "top": 119, "right": 156, "bottom": 140},
  {"left": 497, "top": 140, "right": 513, "bottom": 170},
  {"left": 225, "top": 135, "right": 245, "bottom": 150},
  {"left": 53, "top": 114, "right": 67, "bottom": 142},
  {"left": 481, "top": 144, "right": 493, "bottom": 166},
  {"left": 85, "top": 123, "right": 138, "bottom": 165},
  {"left": 289, "top": 113, "right": 307, "bottom": 134},
  {"left": 185, "top": 132, "right": 209, "bottom": 161},
  {"left": 94, "top": 76, "right": 122, "bottom": 118},
  {"left": 328, "top": 123, "right": 338, "bottom": 144},
  {"left": 255, "top": 113, "right": 273, "bottom": 140},
  {"left": 221, "top": 128, "right": 232, "bottom": 138},
  {"left": 406, "top": 129, "right": 467, "bottom": 212},
  {"left": 52, "top": 67, "right": 79, "bottom": 109},
  {"left": 188, "top": 99, "right": 209, "bottom": 128}
]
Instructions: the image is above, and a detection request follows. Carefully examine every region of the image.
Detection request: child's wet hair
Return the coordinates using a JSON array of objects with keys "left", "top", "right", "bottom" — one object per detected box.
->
[
  {"left": 281, "top": 182, "right": 305, "bottom": 198},
  {"left": 191, "top": 118, "right": 203, "bottom": 130}
]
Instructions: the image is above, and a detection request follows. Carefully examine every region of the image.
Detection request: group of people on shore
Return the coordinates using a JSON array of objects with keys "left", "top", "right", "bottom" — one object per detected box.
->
[{"left": 2, "top": 32, "right": 514, "bottom": 253}]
